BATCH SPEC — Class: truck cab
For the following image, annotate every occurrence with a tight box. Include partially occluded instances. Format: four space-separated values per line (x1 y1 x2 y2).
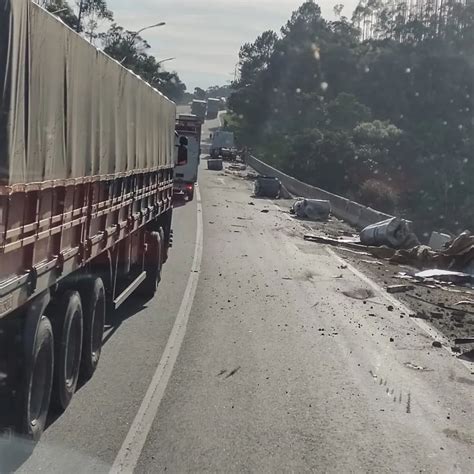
210 131 235 159
174 114 202 201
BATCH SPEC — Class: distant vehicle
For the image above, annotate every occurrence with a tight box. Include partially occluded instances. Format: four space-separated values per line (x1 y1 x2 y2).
174 114 202 201
191 99 207 122
206 98 220 119
210 131 235 158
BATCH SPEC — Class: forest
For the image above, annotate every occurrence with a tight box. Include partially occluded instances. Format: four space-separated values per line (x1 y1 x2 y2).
228 0 474 234
36 0 187 102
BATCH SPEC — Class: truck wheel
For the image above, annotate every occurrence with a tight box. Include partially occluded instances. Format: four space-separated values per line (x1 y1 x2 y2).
187 188 195 202
51 291 83 412
139 231 162 297
18 314 54 441
79 278 106 381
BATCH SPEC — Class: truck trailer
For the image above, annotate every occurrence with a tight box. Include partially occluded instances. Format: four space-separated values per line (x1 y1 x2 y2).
206 98 220 120
0 0 187 441
174 115 202 201
191 99 207 123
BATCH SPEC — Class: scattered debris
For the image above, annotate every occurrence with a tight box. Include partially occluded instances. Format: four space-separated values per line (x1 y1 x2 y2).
360 217 419 249
291 198 331 221
306 229 474 275
387 305 394 311
429 231 451 251
261 209 269 214
228 163 247 171
454 300 474 306
404 362 431 371
386 284 414 294
451 346 462 353
454 338 474 345
225 366 241 379
254 176 281 198
361 259 384 265
248 202 255 206
342 288 375 300
432 341 443 348
414 269 472 284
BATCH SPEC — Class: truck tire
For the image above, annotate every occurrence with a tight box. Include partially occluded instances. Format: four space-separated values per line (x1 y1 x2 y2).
79 278 106 381
139 231 162 298
51 291 83 412
19 314 54 441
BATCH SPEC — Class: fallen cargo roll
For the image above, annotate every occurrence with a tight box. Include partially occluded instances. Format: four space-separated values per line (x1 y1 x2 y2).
254 176 281 198
291 198 331 221
207 158 224 170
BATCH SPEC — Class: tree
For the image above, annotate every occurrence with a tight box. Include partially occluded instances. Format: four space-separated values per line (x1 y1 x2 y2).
194 87 207 100
100 24 186 102
75 0 113 37
36 0 79 29
226 0 474 231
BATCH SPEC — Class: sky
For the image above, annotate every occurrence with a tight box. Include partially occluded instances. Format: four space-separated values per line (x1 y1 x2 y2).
106 0 359 91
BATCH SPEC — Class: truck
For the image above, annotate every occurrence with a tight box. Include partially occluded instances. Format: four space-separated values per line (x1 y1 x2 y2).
174 114 202 201
0 0 188 441
191 99 207 122
206 98 220 120
210 131 236 159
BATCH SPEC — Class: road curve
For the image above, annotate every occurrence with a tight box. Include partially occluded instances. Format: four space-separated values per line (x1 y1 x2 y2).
7 113 473 474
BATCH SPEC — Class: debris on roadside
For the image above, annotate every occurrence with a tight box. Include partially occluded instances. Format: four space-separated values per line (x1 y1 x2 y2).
454 337 474 345
429 231 451 251
432 340 443 348
414 269 472 284
305 229 474 275
227 163 247 171
360 217 419 249
291 198 331 221
207 158 223 171
261 209 269 213
386 284 414 294
341 288 375 300
254 176 282 198
454 300 474 306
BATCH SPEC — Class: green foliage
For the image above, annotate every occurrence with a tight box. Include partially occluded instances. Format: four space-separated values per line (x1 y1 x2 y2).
358 178 399 214
38 0 186 102
228 0 474 231
100 24 186 102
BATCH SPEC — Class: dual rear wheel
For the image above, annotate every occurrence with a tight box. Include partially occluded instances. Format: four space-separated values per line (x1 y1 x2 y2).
19 278 106 440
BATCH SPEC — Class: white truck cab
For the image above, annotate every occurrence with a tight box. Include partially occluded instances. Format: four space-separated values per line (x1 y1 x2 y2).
174 114 202 201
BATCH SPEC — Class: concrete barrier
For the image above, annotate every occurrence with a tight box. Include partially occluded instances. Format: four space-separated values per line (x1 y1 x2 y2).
247 154 395 229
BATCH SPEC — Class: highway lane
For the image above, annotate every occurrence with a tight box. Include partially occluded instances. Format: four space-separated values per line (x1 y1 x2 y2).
6 112 473 473
133 160 473 472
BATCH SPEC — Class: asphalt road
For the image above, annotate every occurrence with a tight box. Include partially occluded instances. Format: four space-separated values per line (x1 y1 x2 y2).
5 113 473 473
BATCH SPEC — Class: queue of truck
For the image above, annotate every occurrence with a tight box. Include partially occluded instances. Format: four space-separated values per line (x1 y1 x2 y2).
0 0 193 442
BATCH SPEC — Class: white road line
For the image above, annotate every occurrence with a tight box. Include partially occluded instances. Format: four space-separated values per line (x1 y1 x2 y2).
111 187 204 473
326 247 474 374
277 203 473 374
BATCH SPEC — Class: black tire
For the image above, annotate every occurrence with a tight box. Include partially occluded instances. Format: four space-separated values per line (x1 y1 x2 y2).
139 231 162 297
18 314 54 441
79 278 106 381
51 291 83 412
